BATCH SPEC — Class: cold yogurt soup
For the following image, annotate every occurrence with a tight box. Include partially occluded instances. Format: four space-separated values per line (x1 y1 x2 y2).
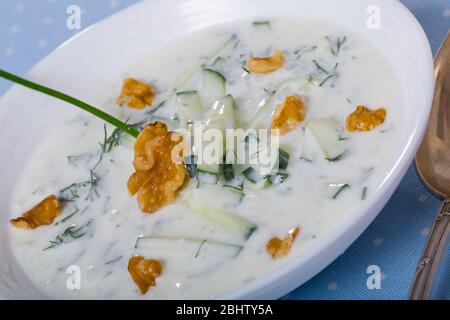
9 19 402 299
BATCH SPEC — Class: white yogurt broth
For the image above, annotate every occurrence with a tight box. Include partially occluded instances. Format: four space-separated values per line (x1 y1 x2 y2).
9 19 403 299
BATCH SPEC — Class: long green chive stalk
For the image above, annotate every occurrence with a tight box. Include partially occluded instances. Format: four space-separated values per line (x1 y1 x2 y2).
0 69 140 138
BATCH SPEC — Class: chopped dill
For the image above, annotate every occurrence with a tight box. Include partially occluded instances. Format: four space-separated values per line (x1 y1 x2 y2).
104 256 123 265
313 59 329 74
325 150 348 162
86 169 100 201
223 183 245 201
55 208 78 225
43 220 93 250
319 73 338 87
59 182 87 202
362 187 368 200
194 240 208 258
360 167 375 183
55 207 88 225
264 173 289 188
101 125 122 153
300 156 313 163
59 125 109 202
326 36 347 56
146 100 166 116
332 184 350 199
313 60 339 87
252 20 271 27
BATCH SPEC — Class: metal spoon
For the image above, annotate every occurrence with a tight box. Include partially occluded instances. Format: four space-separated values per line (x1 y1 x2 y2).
410 33 450 300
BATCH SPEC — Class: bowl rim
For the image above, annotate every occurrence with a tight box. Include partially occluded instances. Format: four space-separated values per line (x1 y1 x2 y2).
0 0 435 300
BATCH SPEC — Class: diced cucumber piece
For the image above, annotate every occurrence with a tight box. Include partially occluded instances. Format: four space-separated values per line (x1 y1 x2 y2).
222 183 245 203
202 69 226 106
253 149 278 177
242 167 262 183
278 148 290 171
252 20 272 30
149 115 180 131
196 169 219 184
245 134 259 156
134 236 243 259
301 125 321 162
176 90 202 113
205 94 237 134
176 90 203 129
197 160 220 175
190 183 244 208
223 163 234 181
210 56 226 73
223 149 236 181
189 203 257 240
264 173 289 188
184 155 197 178
199 96 236 175
134 236 243 275
306 118 348 161
236 134 278 177
325 183 350 199
247 92 276 127
197 156 220 174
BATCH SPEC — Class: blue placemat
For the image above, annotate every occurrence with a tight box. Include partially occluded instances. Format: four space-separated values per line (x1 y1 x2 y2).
0 0 449 300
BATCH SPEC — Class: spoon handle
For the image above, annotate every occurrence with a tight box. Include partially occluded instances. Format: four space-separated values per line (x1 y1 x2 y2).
409 199 450 300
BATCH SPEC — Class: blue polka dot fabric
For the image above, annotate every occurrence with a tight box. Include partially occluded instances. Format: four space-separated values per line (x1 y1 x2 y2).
0 0 449 300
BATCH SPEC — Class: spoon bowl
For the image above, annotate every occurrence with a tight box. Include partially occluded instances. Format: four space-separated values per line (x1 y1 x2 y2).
416 33 450 199
410 33 450 300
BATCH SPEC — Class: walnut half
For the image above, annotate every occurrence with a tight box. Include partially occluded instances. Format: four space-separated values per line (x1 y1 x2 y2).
346 105 387 132
271 94 306 136
128 256 163 294
10 195 61 229
266 226 300 259
128 121 187 213
117 78 155 109
247 49 285 74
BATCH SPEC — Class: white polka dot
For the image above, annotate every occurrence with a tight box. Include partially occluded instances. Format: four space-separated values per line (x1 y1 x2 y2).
420 228 430 236
9 25 20 34
443 9 450 17
109 0 119 7
373 238 383 246
38 39 48 48
14 4 25 12
4 48 15 56
327 282 338 291
418 194 428 203
43 16 53 25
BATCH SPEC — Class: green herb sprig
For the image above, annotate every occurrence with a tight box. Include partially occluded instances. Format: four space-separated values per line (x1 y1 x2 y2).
43 220 93 250
326 36 347 56
0 69 139 138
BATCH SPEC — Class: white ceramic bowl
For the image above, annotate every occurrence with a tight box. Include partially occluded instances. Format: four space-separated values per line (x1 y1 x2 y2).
0 0 434 299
